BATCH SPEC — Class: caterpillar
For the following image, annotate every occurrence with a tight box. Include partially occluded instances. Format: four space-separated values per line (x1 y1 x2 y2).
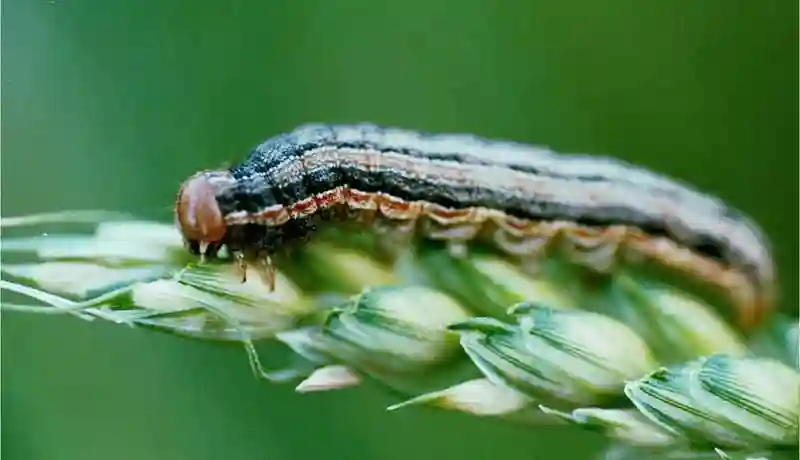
174 123 776 329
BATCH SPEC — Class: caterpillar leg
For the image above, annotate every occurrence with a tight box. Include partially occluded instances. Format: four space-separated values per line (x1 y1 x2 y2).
232 250 275 291
233 251 248 282
255 253 276 292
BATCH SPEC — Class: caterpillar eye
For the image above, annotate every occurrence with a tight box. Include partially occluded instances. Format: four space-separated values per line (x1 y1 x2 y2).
175 173 227 246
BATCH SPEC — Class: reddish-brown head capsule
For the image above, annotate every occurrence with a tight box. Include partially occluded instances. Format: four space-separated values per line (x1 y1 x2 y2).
175 173 227 248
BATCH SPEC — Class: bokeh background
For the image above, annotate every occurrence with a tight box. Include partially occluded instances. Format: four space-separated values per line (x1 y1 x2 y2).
2 1 797 459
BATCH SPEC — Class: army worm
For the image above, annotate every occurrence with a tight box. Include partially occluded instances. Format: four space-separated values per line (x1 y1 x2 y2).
175 123 775 328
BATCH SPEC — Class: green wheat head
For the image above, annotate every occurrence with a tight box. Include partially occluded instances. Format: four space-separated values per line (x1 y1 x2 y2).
1 211 797 460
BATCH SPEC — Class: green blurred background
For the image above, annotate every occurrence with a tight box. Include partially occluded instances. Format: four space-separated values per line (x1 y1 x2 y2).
2 1 797 459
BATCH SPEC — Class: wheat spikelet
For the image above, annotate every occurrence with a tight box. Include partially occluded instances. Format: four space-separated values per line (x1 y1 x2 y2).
1 212 797 460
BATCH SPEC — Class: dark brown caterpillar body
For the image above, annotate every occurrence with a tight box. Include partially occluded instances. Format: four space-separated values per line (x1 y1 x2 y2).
175 123 776 329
